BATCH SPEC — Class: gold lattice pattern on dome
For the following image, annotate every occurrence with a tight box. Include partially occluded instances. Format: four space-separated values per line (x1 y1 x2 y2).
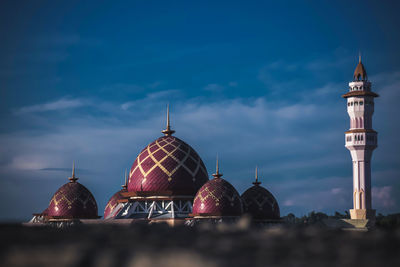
49 189 96 210
105 200 118 212
195 185 241 207
196 187 220 205
129 136 207 183
243 193 276 211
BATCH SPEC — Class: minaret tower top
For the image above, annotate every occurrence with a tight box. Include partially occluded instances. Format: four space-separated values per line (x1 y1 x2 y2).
353 53 368 81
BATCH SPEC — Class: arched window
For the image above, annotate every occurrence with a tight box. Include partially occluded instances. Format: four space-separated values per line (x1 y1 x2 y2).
361 135 363 141
354 190 357 209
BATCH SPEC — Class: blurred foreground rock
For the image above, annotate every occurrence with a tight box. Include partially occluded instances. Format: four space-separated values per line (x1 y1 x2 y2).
0 223 399 267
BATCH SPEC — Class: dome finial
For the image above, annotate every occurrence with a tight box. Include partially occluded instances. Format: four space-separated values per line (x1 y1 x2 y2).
161 103 175 136
69 161 78 183
253 166 261 185
359 51 362 63
122 169 128 190
212 154 223 179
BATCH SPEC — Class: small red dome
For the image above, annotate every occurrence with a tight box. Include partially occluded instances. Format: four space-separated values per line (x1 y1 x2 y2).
128 135 209 195
241 184 280 220
47 177 98 219
41 208 49 216
104 190 125 219
192 174 243 217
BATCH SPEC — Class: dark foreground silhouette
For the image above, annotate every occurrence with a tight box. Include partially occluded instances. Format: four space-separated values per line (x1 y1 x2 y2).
1 219 400 267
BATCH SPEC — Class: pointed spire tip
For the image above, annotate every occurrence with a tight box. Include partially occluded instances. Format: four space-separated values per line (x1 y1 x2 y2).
69 161 78 182
253 165 261 185
212 154 222 179
162 103 175 136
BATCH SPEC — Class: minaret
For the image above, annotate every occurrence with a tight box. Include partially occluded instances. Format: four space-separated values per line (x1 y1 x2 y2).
342 55 379 220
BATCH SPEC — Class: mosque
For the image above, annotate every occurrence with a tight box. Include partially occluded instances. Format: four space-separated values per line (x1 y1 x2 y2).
30 105 280 226
29 57 377 227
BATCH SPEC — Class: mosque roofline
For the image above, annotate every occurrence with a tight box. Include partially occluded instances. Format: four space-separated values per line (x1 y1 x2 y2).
120 190 195 198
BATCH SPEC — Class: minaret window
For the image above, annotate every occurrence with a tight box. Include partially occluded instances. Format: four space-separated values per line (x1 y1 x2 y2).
360 101 363 105
351 102 353 106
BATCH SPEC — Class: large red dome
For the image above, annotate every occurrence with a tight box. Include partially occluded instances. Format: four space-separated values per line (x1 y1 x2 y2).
192 173 243 217
241 184 280 220
128 135 209 196
47 173 98 219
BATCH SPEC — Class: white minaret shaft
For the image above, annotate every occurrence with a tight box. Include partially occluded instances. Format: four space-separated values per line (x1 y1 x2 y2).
342 56 379 220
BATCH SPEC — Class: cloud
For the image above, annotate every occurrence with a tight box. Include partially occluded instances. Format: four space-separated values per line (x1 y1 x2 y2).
372 186 395 208
228 82 238 87
203 81 238 92
277 176 351 214
274 104 316 119
121 89 181 110
14 98 86 114
147 81 163 89
331 188 344 194
203 83 225 92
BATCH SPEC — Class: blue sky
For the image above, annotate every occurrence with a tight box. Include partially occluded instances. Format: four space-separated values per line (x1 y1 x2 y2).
1 0 399 221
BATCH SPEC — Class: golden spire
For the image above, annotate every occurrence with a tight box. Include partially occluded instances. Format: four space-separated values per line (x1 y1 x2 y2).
253 166 261 185
212 155 223 179
359 51 362 63
69 161 78 183
122 169 128 190
161 103 175 136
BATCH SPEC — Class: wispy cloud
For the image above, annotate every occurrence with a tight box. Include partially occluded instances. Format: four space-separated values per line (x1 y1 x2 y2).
203 83 224 92
203 81 238 92
14 98 87 114
121 89 181 110
372 186 395 208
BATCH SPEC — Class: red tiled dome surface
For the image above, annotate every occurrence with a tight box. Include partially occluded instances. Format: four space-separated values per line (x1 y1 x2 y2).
192 177 243 217
104 190 125 219
241 185 280 220
128 135 209 196
47 182 98 219
42 208 49 216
